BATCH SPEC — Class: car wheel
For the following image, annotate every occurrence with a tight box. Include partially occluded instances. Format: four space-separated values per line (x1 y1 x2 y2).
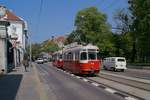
113 68 117 72
121 69 124 72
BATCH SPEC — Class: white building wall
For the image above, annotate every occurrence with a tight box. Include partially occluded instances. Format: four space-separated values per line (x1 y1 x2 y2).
7 21 25 64
7 21 23 46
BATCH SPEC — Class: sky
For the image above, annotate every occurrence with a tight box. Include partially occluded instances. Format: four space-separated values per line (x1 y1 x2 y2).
0 0 128 43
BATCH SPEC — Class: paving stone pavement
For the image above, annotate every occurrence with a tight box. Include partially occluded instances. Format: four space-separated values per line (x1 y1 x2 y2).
0 64 42 100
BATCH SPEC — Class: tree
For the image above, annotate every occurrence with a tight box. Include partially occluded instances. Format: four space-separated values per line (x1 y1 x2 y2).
128 0 150 62
31 43 41 59
30 39 60 60
112 33 133 61
114 9 135 62
41 40 59 53
67 7 115 57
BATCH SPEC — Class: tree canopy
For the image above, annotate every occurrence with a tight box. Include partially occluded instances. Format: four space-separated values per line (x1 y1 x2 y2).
128 0 150 62
67 7 115 57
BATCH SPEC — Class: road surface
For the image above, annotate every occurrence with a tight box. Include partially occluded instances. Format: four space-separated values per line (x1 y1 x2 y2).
35 63 124 100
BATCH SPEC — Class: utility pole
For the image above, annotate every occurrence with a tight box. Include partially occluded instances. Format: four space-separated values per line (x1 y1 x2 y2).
29 32 32 68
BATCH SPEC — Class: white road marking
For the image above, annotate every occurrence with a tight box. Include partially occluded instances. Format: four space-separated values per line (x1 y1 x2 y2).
125 97 138 100
71 74 74 76
83 78 89 82
91 82 100 87
76 76 81 79
105 88 117 93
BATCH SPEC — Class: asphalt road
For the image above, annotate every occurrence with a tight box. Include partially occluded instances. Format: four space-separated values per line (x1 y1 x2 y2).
35 63 124 100
101 68 150 80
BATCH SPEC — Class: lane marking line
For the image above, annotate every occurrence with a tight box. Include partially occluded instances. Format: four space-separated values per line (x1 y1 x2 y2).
76 76 81 79
83 78 89 82
105 88 117 94
70 74 74 76
91 82 100 87
125 97 138 100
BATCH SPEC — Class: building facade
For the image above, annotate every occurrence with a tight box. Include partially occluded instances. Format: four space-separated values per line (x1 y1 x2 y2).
0 5 28 73
6 10 28 68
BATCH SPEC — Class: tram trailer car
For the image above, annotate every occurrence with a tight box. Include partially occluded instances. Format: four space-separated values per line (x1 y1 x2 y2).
52 52 57 67
63 43 101 75
52 51 63 69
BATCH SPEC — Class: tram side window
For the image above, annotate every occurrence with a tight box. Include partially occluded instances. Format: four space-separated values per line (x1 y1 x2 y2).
75 52 79 60
71 53 73 60
80 52 87 60
59 54 62 59
67 52 72 60
64 53 68 60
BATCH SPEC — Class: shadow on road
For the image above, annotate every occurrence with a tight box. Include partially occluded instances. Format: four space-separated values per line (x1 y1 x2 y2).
0 74 23 100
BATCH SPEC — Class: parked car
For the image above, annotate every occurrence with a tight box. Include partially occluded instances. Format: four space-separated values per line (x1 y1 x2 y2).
43 58 48 63
36 58 44 64
103 57 127 72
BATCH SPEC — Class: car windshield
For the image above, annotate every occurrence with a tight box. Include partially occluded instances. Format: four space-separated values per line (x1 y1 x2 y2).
117 59 125 62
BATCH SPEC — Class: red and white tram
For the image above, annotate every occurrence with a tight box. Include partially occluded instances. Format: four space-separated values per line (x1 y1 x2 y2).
62 43 101 75
52 50 63 68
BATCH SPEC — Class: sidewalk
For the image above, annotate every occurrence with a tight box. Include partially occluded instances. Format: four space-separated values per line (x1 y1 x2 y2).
0 63 46 100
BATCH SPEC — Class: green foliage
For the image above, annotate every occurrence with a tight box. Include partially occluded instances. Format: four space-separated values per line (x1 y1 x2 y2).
67 7 114 57
31 40 59 59
31 43 41 59
112 33 133 61
41 40 59 53
128 0 150 62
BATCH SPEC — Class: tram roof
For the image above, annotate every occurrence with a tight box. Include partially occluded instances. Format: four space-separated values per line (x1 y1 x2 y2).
63 44 99 52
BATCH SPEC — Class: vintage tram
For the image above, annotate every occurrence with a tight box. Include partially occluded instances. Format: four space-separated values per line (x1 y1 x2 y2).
62 43 101 75
52 50 63 69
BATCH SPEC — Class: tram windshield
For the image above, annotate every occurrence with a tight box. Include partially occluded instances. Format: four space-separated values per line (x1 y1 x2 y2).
88 52 97 60
80 52 87 60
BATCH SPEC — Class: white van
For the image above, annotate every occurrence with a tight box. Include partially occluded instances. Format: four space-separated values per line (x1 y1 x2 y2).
103 57 127 72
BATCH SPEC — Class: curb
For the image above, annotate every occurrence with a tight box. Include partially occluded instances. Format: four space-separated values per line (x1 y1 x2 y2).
32 63 49 100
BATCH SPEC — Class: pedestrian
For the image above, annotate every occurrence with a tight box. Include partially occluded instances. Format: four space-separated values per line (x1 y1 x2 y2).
22 54 29 72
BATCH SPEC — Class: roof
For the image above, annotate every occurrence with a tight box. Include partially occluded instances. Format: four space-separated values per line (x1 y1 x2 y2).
63 44 99 52
55 36 65 42
3 10 23 22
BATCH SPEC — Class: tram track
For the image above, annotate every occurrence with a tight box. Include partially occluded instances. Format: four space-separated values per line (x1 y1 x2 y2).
45 63 149 99
96 73 150 92
55 69 147 100
85 73 150 100
85 77 145 100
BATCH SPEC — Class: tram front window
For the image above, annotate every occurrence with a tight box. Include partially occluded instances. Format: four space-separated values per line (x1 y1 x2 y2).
88 52 97 60
80 52 87 60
